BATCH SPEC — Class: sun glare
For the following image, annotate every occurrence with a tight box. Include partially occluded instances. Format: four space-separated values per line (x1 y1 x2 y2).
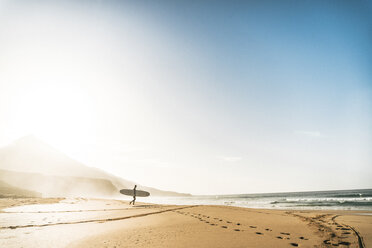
9 82 97 153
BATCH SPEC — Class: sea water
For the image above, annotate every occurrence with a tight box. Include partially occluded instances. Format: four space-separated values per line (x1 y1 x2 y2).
140 189 372 211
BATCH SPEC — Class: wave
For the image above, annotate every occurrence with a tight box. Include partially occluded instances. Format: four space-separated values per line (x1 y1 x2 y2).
271 200 372 207
140 189 372 210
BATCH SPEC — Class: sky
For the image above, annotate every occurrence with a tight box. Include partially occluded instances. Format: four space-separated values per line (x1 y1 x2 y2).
0 0 371 195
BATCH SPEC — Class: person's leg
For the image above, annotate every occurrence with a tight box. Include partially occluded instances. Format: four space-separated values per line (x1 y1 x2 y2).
130 196 135 205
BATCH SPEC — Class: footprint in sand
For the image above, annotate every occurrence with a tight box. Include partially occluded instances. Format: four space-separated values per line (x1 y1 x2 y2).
338 241 350 245
255 232 263 235
323 240 331 244
249 226 257 228
234 229 240 231
290 243 298 247
221 226 228 228
280 232 290 235
276 236 283 239
265 228 272 231
236 223 241 226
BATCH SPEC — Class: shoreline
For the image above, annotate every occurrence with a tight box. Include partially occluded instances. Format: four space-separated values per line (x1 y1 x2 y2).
0 197 371 247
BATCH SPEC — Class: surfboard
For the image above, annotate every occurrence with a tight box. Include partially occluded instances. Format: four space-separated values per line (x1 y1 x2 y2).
120 189 150 197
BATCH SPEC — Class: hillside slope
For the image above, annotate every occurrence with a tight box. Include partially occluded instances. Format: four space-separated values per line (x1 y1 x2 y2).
0 136 190 197
0 169 118 197
0 179 41 198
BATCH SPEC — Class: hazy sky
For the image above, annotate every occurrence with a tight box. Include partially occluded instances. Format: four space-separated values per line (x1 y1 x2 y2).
0 0 371 194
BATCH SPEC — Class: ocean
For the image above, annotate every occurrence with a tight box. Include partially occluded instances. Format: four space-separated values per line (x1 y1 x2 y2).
140 189 372 211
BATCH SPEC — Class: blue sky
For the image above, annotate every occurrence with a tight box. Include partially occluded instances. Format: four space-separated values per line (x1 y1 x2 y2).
0 0 371 194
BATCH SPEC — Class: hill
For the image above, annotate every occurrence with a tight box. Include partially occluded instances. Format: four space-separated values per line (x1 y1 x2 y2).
0 179 41 198
0 169 118 197
0 136 190 197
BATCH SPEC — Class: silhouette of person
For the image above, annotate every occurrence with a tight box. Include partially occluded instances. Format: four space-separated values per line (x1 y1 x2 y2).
129 185 137 205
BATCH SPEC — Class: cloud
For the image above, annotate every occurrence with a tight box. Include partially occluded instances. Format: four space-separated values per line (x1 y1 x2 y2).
218 156 243 162
294 130 321 137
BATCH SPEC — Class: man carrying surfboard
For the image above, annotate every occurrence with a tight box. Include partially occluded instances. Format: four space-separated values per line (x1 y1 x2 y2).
119 186 149 204
129 185 137 205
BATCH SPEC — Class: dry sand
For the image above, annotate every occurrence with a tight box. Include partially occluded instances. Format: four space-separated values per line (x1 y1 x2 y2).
0 198 371 248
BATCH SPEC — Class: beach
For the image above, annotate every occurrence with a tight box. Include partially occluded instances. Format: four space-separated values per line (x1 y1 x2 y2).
0 198 371 247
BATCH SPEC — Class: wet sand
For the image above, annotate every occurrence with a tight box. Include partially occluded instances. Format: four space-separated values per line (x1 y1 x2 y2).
0 197 63 211
0 198 371 248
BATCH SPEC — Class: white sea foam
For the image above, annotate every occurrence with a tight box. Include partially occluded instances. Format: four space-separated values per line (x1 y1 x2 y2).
138 189 372 210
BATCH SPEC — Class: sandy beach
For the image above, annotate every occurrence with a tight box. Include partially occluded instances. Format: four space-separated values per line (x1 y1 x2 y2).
0 198 371 248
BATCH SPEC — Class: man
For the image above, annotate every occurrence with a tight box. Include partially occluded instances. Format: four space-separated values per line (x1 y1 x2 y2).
129 185 137 205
